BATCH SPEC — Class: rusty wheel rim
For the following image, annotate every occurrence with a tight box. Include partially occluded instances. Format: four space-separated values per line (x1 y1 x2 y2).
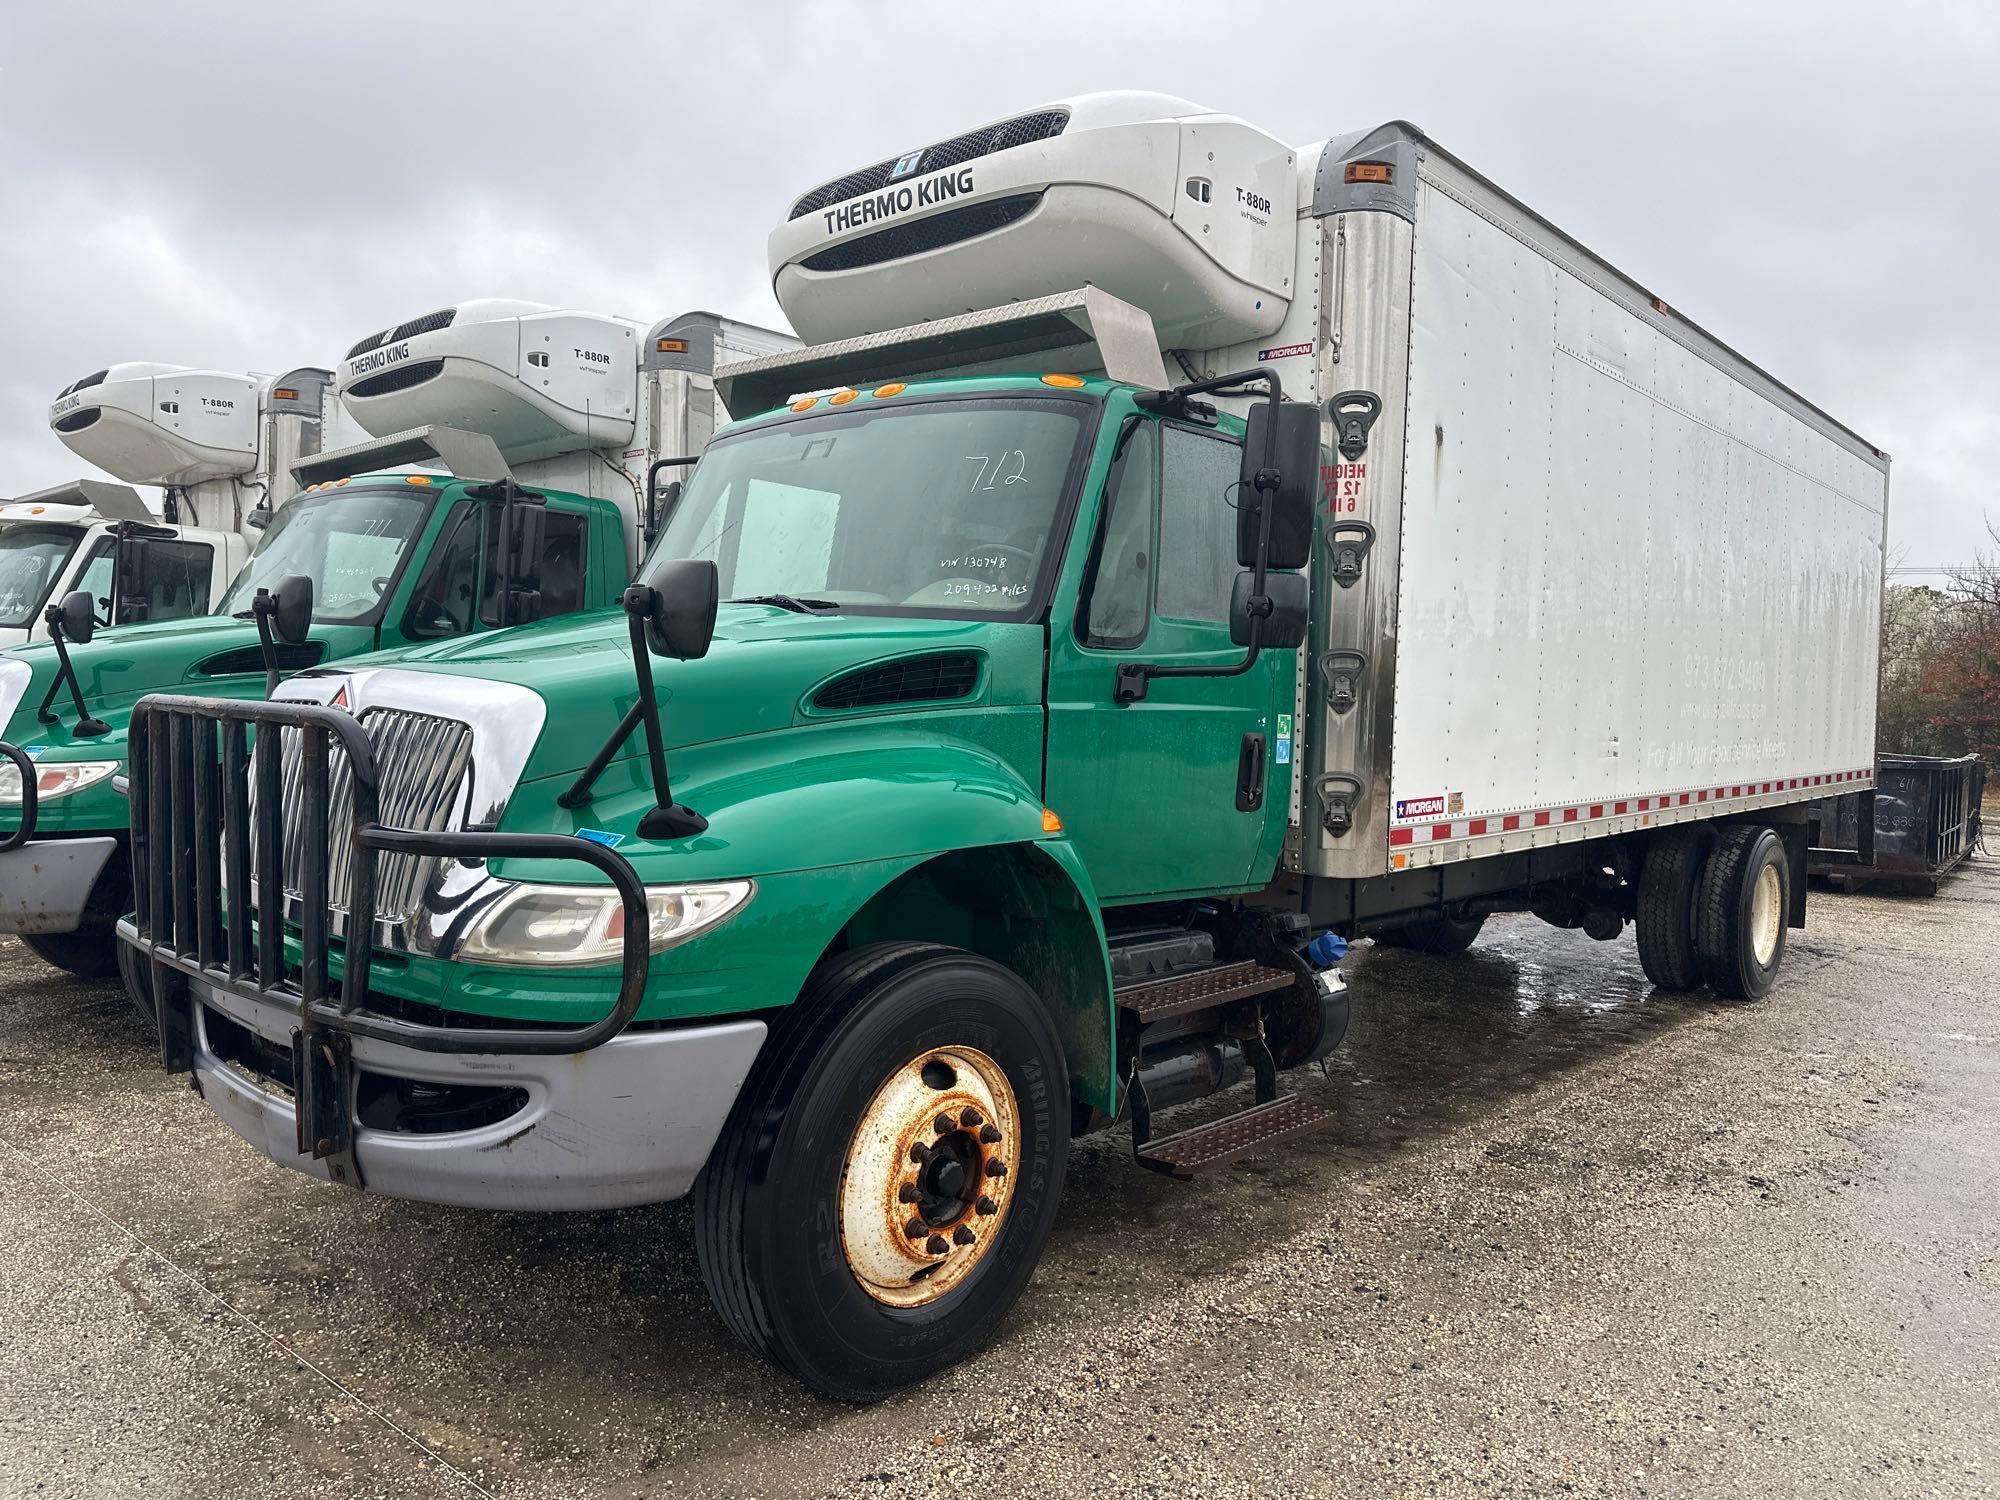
838 1045 1020 1308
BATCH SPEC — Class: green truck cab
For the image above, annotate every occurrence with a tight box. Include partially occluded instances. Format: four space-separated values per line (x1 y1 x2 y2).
0 457 630 976
119 361 1339 1400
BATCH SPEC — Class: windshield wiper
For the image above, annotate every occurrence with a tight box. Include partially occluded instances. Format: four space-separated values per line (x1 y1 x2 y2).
727 593 840 613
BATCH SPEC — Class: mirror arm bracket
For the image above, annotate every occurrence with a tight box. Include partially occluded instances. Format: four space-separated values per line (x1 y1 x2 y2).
251 590 283 698
562 586 708 838
36 611 108 737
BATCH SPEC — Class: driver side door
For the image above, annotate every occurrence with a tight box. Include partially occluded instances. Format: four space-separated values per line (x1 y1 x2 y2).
1044 418 1288 904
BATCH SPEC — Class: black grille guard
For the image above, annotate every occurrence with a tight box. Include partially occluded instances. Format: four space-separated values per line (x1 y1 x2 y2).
0 742 38 851
127 693 650 1180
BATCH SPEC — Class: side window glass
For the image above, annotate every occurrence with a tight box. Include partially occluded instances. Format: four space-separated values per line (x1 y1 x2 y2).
1081 423 1157 648
74 543 116 622
481 508 589 623
111 539 214 624
403 503 483 639
1156 425 1242 625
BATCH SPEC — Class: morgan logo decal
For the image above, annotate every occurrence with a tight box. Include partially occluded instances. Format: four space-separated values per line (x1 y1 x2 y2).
1257 341 1313 362
1395 795 1446 820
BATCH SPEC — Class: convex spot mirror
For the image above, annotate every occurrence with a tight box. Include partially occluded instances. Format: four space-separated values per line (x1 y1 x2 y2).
633 557 719 660
272 574 314 645
1230 571 1309 650
1236 401 1321 571
55 589 96 644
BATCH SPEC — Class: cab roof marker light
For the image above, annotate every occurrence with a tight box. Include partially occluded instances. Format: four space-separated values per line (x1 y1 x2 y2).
828 389 859 405
790 397 818 412
1040 373 1086 389
872 382 907 398
404 475 433 485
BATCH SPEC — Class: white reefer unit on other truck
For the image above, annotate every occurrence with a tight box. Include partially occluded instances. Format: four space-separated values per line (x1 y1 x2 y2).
749 97 1887 930
49 362 361 535
333 299 796 559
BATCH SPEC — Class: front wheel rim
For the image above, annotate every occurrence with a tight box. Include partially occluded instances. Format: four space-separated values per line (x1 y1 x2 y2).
1750 861 1783 966
838 1044 1021 1308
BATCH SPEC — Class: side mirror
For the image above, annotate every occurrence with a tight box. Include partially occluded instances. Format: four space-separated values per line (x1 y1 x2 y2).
1237 402 1321 571
634 557 719 660
1230 570 1309 650
505 496 546 585
56 589 97 645
272 574 314 644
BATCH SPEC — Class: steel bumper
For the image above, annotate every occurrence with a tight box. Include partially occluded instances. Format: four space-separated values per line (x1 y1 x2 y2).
138 923 768 1211
0 836 116 934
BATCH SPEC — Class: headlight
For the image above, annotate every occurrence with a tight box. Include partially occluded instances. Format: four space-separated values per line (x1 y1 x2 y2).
0 759 120 806
456 879 754 968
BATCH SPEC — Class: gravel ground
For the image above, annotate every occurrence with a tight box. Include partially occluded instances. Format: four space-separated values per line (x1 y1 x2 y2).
1 858 1995 1499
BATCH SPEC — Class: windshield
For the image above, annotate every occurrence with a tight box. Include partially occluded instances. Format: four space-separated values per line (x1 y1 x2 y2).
217 485 434 623
653 395 1090 617
0 523 85 629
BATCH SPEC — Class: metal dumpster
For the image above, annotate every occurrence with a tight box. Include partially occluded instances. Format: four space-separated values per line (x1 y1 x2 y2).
1809 754 1986 893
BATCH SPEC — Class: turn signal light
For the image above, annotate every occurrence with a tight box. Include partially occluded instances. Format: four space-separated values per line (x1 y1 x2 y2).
1041 807 1064 834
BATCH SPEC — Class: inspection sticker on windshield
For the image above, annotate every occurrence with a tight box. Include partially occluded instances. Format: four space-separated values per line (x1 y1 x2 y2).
576 828 625 848
1275 714 1292 765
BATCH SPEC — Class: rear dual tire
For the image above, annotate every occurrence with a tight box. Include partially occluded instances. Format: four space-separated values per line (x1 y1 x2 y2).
694 942 1068 1403
1638 823 1790 1000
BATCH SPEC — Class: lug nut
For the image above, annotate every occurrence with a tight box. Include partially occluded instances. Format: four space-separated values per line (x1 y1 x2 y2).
953 1224 976 1246
960 1107 983 1128
979 1124 1002 1144
904 1218 927 1239
976 1196 998 1216
925 1234 949 1255
985 1159 1007 1178
909 1143 930 1164
934 1113 956 1135
898 1182 920 1203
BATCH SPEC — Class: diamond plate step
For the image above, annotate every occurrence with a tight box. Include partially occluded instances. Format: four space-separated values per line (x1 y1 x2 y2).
1134 1094 1333 1179
1113 960 1295 1024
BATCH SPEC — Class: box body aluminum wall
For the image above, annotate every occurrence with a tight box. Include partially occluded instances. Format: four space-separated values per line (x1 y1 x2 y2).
1293 127 1890 880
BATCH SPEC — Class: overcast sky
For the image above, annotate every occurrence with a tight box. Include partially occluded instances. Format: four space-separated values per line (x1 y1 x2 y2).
1 2 1994 578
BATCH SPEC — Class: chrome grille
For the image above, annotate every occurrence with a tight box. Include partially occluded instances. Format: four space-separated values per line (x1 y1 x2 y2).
260 709 473 929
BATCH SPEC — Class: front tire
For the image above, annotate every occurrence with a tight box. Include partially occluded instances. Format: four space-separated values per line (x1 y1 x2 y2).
1375 912 1485 955
21 927 120 981
694 942 1069 1402
1695 825 1790 1000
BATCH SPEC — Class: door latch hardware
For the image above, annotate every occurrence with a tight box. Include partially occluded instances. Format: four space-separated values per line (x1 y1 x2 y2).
1326 521 1376 589
1319 649 1369 715
1327 390 1381 460
1236 732 1266 812
1314 773 1363 839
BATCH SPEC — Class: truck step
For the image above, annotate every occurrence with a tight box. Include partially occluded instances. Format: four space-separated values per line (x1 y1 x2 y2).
1134 1094 1333 1179
1113 959 1295 1024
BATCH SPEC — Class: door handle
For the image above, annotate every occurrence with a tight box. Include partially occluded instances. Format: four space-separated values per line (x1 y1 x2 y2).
1236 732 1266 812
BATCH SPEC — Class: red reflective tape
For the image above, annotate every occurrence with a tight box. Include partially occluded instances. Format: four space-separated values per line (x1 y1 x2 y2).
1389 827 1414 847
1431 823 1453 841
1697 790 1708 802
1534 811 1551 827
1503 814 1521 831
1562 808 1579 823
1468 818 1488 835
1614 801 1628 814
1588 804 1603 818
1680 793 1692 805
